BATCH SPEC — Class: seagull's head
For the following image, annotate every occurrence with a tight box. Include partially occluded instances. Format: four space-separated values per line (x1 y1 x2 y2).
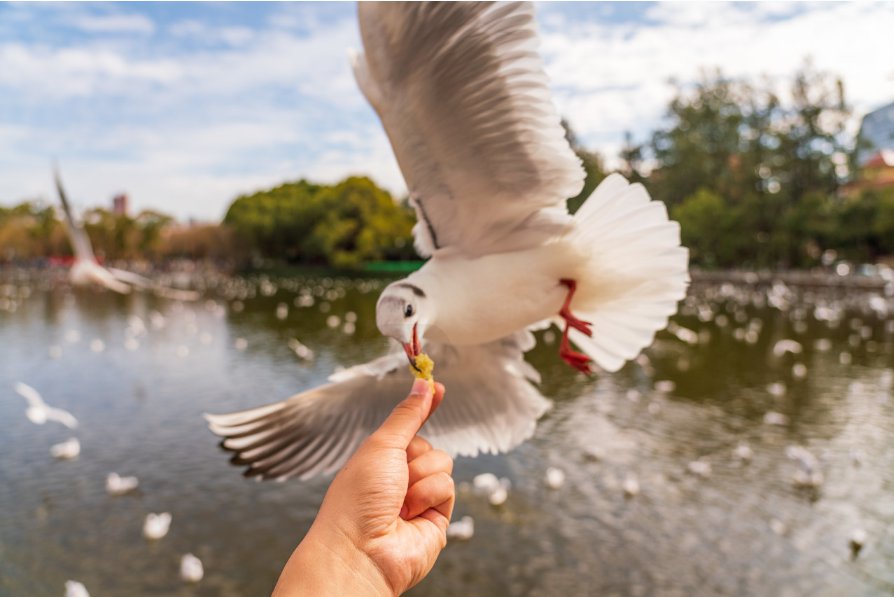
376 281 431 370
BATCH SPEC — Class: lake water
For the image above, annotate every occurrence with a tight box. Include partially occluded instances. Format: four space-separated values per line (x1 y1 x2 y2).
1 269 892 596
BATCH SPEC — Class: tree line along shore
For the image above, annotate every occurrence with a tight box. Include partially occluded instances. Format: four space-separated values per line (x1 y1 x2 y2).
2 64 892 272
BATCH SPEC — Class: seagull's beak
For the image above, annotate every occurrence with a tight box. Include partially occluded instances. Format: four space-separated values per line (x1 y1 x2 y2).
402 323 422 371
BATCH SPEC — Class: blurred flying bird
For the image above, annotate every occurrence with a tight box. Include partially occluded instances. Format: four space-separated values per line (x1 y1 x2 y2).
54 168 200 301
14 382 78 429
207 1 688 480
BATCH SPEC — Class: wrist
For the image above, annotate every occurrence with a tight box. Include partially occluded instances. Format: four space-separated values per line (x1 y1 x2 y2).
274 521 394 597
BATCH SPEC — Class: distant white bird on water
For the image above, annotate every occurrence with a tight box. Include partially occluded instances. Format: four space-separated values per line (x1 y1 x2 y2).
14 382 78 429
143 512 172 540
51 438 81 460
180 553 204 583
446 516 475 541
206 2 688 481
106 473 139 496
64 580 90 597
544 467 566 489
54 168 199 301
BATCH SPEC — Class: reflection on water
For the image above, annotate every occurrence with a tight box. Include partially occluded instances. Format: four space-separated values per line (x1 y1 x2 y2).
0 271 892 595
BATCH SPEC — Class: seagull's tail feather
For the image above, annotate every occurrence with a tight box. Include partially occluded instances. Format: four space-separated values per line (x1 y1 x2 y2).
566 173 689 372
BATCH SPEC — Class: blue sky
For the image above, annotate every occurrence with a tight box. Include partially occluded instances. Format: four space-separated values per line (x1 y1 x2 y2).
2 2 893 221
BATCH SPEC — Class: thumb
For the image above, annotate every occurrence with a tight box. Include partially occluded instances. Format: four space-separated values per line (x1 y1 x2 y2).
372 379 434 449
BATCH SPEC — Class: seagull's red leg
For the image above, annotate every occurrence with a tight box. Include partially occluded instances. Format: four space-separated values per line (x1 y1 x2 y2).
559 279 592 336
558 279 594 375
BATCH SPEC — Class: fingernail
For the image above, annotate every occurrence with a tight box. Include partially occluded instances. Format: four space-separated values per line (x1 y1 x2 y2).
410 378 429 396
399 505 408 519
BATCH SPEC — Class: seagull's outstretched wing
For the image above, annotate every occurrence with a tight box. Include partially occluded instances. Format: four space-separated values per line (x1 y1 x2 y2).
54 168 96 263
205 332 549 481
353 1 584 257
107 268 200 301
14 382 46 409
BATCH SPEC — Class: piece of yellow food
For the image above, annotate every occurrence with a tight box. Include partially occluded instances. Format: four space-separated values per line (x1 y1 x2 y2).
410 352 435 391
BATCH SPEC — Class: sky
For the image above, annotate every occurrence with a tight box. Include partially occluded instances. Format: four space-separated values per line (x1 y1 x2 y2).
2 1 894 222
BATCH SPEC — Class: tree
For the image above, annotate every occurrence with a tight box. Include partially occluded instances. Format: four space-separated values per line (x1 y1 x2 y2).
618 130 645 183
672 188 733 267
649 64 856 268
223 176 415 268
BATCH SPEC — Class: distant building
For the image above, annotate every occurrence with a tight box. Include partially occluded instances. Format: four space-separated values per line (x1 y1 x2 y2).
841 149 894 197
842 103 894 197
112 193 129 217
856 101 894 166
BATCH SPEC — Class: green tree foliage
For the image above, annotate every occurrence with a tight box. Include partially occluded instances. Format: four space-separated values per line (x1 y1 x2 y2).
224 176 416 268
672 188 733 267
0 202 67 260
649 63 862 268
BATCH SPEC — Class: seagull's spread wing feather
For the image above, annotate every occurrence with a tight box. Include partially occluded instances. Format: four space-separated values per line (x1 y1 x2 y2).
107 268 154 289
45 406 78 429
14 382 78 428
354 1 584 256
205 332 549 481
14 382 46 409
54 169 96 263
107 268 199 301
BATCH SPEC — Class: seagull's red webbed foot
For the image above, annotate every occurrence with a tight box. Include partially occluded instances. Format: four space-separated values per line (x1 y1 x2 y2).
558 278 594 375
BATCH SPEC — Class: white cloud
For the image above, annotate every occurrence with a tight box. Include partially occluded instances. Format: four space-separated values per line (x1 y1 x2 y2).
2 3 894 220
71 14 155 35
540 1 894 156
301 126 405 199
0 43 183 98
168 20 255 47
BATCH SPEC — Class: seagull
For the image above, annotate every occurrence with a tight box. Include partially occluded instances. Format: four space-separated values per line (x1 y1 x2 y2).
143 512 172 540
206 2 688 481
64 580 90 597
54 168 200 301
180 553 204 583
14 382 78 429
51 438 81 460
106 472 139 496
446 515 475 541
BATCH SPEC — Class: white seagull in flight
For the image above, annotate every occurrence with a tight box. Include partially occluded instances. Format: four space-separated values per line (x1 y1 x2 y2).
206 1 688 481
14 382 79 429
54 168 200 301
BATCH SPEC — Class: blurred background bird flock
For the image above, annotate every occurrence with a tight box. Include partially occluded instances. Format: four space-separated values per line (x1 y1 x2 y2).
3 2 894 596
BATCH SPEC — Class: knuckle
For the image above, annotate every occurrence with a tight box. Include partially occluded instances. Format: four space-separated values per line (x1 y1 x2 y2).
437 471 455 490
392 402 417 420
432 449 453 469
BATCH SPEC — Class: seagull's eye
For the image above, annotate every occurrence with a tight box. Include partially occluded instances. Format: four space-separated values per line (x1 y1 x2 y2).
404 304 415 318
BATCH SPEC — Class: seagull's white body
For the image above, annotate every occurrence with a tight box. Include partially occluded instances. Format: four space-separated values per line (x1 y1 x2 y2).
412 243 573 347
69 259 132 294
207 2 689 481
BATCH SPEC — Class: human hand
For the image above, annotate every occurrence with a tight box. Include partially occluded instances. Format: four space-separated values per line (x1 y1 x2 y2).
274 378 452 596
